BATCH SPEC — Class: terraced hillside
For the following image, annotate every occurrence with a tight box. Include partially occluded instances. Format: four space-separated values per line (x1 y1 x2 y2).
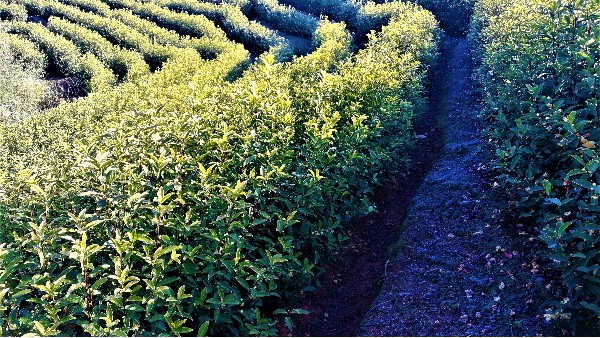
0 0 441 336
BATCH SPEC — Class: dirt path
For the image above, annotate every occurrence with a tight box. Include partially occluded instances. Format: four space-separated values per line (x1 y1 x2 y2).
357 35 569 337
292 34 571 337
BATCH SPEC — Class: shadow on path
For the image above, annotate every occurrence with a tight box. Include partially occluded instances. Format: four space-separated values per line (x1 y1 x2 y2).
293 34 569 337
358 35 568 337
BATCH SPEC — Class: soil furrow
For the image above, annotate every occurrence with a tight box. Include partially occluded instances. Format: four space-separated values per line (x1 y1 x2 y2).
357 35 568 337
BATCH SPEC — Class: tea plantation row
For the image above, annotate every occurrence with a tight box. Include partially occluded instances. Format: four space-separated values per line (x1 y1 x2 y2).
0 0 440 335
472 0 600 325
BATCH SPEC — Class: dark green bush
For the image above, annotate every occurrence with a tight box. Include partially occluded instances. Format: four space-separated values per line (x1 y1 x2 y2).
155 0 290 54
472 0 600 324
411 0 474 35
11 0 183 68
251 0 318 38
0 31 47 70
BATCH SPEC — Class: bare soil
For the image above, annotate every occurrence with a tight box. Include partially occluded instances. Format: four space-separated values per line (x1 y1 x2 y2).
289 35 572 337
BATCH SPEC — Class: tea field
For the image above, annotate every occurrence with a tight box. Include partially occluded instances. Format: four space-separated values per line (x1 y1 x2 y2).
0 0 598 336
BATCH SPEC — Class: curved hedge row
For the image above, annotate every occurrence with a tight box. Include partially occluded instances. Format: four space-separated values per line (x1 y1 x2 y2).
279 0 357 23
5 20 116 92
472 0 600 324
278 0 434 38
0 2 439 336
152 0 289 54
409 0 474 35
48 0 232 59
0 33 50 122
0 31 47 70
251 0 318 38
58 0 111 15
47 16 150 82
12 0 187 68
102 0 228 41
0 1 26 20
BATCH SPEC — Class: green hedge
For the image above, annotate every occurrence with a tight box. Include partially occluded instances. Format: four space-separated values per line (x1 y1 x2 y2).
5 20 116 92
279 0 358 22
47 16 150 82
251 0 318 38
153 0 289 54
410 0 474 35
102 0 228 41
472 0 600 324
0 34 49 122
12 0 187 68
58 0 111 15
108 9 234 60
0 31 47 70
0 2 438 336
0 1 27 20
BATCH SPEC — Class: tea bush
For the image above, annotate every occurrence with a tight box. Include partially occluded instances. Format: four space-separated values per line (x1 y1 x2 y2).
251 0 319 38
277 0 438 39
107 9 230 59
279 0 359 23
10 0 186 68
47 16 150 82
0 31 47 70
410 0 474 35
45 0 231 58
100 0 227 41
151 0 289 54
59 0 111 15
0 1 26 20
0 35 50 122
5 20 116 92
473 0 600 323
0 1 439 336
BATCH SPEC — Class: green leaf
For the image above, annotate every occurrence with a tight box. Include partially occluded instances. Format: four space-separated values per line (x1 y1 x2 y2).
33 321 46 335
197 321 209 337
580 301 600 316
91 277 108 290
177 285 191 300
79 191 102 197
109 329 128 336
30 184 45 196
573 179 593 190
567 169 586 177
290 309 309 315
11 289 32 299
557 221 571 237
153 246 181 262
284 316 293 331
542 179 552 196
86 219 106 228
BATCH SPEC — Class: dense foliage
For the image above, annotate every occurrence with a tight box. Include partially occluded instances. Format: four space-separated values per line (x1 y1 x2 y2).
472 0 600 324
0 0 439 335
0 34 50 122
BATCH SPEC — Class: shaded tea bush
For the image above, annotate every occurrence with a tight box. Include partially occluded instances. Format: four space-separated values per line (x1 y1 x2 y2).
472 0 600 325
411 0 474 35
